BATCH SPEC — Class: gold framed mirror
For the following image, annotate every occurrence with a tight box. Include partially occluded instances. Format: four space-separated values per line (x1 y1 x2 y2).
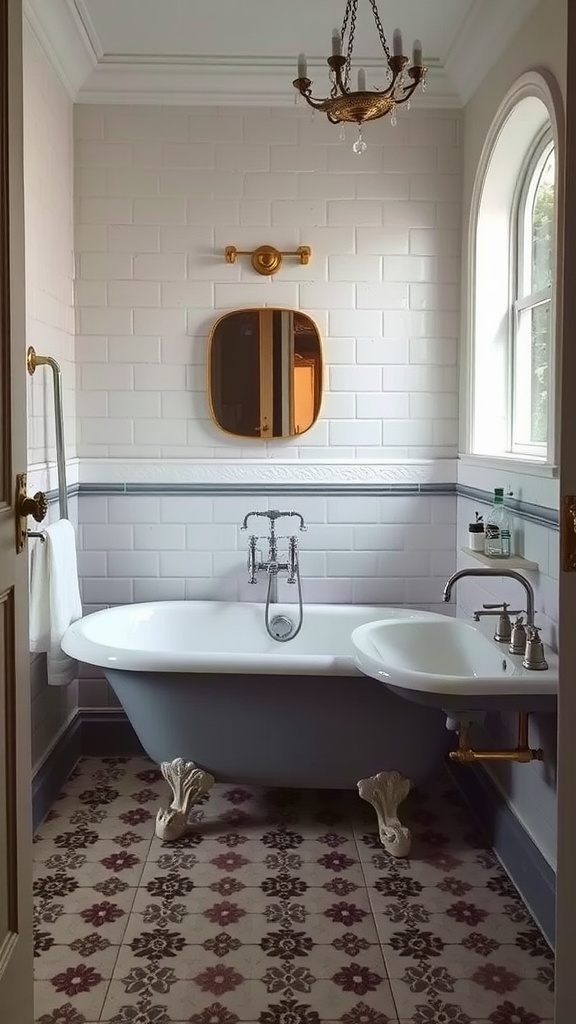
208 308 323 439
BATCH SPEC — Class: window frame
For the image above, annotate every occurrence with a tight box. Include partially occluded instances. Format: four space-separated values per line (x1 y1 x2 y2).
464 71 564 471
510 129 555 459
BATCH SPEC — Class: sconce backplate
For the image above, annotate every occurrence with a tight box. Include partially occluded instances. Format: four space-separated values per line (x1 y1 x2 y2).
251 245 283 276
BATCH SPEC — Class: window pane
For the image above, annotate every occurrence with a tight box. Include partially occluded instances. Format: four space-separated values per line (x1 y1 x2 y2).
531 149 555 293
515 300 549 446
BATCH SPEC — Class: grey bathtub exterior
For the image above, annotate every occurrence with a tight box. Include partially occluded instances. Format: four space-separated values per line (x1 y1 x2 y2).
105 667 451 790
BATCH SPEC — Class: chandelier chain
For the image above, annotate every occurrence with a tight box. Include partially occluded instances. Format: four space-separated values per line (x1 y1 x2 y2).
341 0 356 90
369 0 392 60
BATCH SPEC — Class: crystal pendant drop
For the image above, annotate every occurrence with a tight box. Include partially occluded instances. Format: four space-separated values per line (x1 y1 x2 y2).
406 99 411 111
352 125 367 154
339 126 346 142
390 106 397 127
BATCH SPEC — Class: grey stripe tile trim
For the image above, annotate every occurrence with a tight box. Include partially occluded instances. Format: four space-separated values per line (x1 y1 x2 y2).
457 484 559 529
47 480 558 528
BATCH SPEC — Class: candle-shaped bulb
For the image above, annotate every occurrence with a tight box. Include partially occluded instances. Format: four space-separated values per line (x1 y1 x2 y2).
297 52 308 79
357 67 366 91
412 39 423 66
392 28 403 56
332 28 342 56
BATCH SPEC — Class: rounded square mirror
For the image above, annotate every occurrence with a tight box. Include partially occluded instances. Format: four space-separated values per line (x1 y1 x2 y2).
208 308 323 439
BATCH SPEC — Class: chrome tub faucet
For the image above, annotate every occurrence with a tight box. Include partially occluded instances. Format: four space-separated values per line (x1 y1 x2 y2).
241 510 307 640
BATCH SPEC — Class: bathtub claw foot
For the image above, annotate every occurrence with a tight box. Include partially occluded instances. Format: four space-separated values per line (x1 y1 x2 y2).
357 770 412 858
156 757 215 841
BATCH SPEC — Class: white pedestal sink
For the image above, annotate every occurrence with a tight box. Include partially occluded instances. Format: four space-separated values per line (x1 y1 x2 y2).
351 614 557 713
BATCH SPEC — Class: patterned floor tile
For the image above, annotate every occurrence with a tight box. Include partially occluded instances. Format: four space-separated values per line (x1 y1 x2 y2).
100 974 398 1022
34 887 137 947
33 758 555 1024
390 974 554 1020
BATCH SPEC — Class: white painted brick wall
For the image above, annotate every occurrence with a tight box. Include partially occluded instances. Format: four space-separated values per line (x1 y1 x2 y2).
74 103 462 462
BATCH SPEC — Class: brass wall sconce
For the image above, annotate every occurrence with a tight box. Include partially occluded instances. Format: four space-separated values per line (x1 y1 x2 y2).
224 244 312 276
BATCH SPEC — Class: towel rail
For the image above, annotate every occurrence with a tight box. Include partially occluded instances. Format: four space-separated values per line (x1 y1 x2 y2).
27 346 69 520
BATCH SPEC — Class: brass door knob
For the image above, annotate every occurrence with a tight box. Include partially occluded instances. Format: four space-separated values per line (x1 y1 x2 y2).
19 490 48 522
15 472 48 553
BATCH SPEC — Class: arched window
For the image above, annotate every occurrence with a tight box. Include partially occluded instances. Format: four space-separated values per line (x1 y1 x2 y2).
467 73 562 465
512 134 555 455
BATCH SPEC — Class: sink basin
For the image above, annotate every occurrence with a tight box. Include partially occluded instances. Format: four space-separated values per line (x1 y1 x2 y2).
351 615 557 712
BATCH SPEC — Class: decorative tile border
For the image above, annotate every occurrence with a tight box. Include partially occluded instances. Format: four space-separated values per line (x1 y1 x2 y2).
73 458 458 487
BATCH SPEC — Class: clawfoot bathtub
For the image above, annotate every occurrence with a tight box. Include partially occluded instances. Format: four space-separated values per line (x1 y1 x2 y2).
62 600 451 855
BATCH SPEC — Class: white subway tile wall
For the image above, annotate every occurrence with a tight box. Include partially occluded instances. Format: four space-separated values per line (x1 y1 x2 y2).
24 25 78 770
77 491 458 708
25 25 76 466
74 103 461 462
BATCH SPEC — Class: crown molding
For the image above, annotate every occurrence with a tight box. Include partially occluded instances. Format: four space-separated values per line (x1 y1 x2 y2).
23 0 97 98
444 0 540 106
74 57 459 108
23 0 538 110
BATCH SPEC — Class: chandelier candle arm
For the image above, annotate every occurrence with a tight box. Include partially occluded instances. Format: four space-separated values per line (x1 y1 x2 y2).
292 0 426 147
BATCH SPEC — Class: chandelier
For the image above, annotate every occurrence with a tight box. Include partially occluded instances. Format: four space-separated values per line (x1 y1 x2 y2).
293 0 426 152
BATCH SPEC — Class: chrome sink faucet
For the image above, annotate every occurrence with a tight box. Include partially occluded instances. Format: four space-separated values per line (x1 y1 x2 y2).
241 510 307 601
442 567 547 670
442 567 535 626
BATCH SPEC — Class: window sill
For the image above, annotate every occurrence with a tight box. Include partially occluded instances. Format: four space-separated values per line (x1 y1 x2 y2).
458 453 558 479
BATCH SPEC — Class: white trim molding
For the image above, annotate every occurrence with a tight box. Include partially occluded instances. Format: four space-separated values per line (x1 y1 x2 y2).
23 0 97 98
444 0 540 106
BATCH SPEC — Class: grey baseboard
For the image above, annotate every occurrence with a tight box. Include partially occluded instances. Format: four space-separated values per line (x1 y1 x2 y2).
80 710 146 757
32 714 83 832
447 761 556 949
32 710 144 831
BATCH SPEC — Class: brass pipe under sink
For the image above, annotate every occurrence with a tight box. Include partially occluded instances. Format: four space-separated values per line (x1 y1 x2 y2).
449 712 543 764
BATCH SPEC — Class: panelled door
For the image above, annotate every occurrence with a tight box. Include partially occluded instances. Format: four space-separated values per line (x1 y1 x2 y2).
0 0 34 1020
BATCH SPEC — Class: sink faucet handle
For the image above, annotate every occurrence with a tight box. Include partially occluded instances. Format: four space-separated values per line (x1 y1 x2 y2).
523 625 548 671
509 615 527 655
482 601 509 610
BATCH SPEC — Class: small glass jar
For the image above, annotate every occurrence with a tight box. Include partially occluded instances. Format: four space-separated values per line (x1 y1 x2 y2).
468 521 485 552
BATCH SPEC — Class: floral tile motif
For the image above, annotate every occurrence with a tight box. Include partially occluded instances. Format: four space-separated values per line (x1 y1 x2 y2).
34 758 554 1024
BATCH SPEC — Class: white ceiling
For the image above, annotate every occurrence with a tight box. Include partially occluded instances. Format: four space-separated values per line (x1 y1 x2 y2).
24 0 540 107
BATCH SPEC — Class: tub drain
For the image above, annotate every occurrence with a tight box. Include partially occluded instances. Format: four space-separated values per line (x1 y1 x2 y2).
269 615 294 641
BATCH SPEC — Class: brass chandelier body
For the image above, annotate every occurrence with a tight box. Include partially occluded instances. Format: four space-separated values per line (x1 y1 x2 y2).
292 0 426 127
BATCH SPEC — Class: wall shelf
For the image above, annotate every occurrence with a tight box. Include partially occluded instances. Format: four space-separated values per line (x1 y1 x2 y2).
462 548 539 571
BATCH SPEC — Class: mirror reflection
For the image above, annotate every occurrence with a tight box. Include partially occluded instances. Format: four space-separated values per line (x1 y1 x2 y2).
208 308 323 439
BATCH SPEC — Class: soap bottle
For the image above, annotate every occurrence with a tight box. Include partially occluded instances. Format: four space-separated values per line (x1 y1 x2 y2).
484 487 511 558
468 513 485 552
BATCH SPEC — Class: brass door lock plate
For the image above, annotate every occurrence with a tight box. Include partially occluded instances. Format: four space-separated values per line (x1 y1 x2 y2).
15 472 48 553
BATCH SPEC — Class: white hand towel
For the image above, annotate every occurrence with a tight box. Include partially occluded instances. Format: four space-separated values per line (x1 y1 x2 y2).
29 519 83 686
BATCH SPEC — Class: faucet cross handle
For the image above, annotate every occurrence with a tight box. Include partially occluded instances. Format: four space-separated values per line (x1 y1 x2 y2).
287 536 299 583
